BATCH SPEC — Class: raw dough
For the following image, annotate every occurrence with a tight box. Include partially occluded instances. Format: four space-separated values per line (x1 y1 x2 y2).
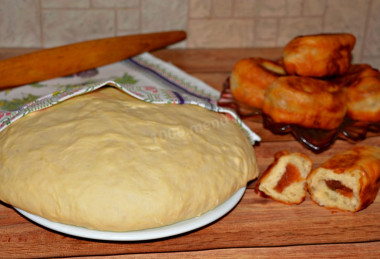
0 87 258 231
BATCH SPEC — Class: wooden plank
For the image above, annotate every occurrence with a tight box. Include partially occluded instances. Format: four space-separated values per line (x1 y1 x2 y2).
0 48 379 258
152 48 283 73
1 187 380 258
73 242 380 258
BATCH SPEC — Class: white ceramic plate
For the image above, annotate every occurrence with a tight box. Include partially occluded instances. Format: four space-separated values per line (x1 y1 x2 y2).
14 187 245 241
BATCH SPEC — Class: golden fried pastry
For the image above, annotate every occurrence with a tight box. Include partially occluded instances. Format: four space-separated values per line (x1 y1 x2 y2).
256 150 313 204
307 146 380 212
262 76 346 129
334 64 380 122
230 57 286 109
283 33 356 77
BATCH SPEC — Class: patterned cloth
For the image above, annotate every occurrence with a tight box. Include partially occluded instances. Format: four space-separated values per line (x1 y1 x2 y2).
0 52 260 143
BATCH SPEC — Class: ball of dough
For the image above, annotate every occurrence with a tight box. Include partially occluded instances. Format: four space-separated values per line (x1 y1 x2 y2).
0 87 258 231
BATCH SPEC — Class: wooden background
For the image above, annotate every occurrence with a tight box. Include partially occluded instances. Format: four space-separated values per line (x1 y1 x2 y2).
0 47 379 258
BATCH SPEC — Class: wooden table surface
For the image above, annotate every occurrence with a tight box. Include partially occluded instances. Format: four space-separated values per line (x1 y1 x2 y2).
0 48 379 258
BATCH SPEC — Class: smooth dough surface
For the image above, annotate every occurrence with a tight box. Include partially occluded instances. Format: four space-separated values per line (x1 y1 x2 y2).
0 87 258 231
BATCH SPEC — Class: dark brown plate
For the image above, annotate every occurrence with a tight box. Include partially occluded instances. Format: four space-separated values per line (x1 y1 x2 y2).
217 78 380 153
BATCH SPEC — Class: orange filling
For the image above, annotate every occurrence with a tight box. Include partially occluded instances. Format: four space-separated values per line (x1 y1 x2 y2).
325 180 353 198
274 163 302 193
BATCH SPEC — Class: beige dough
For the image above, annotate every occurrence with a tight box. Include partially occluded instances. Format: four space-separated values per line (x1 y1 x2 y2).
0 87 258 231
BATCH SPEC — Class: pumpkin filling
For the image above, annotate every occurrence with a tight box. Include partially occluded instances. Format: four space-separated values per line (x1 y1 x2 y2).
274 163 302 193
325 180 353 198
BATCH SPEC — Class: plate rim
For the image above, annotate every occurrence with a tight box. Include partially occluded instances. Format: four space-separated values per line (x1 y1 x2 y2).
14 187 246 241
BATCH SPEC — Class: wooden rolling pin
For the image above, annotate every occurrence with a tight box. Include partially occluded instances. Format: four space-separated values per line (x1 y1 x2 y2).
0 30 186 89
